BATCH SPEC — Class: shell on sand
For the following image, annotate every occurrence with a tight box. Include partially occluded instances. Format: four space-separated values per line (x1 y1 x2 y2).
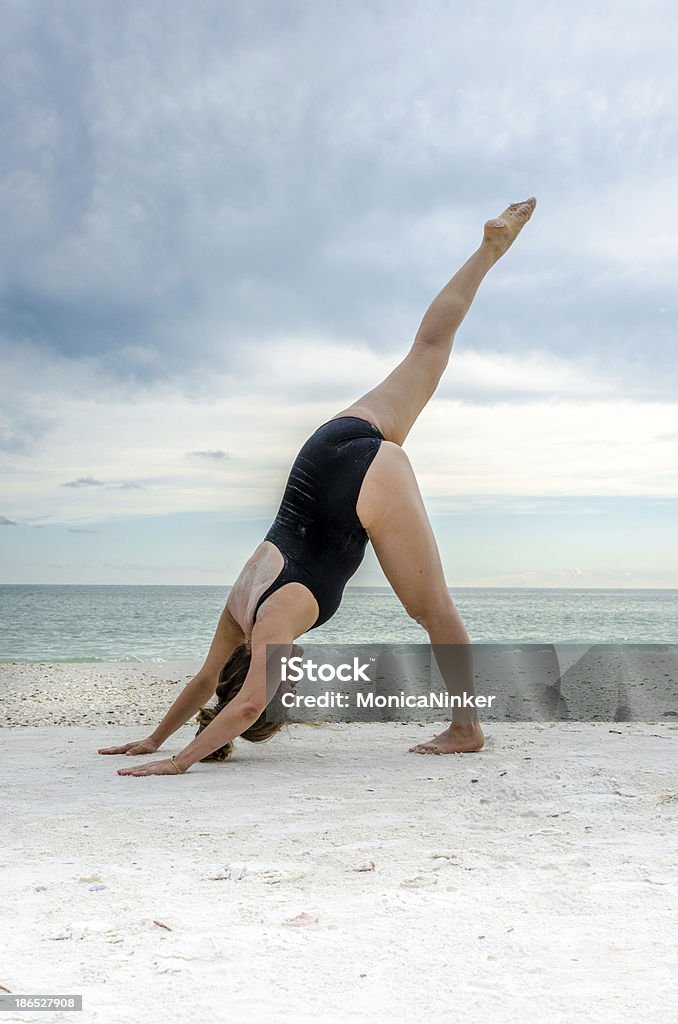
400 874 438 888
282 911 319 927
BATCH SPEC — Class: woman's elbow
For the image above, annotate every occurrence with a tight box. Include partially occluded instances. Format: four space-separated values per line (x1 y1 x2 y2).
239 697 266 721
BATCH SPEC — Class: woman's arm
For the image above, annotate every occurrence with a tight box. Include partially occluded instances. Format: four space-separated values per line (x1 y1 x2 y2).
171 624 293 769
98 672 219 756
117 622 294 775
100 600 245 755
147 601 246 747
145 673 219 749
198 598 247 679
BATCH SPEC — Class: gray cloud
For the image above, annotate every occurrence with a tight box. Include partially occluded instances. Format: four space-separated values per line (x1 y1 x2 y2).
0 0 675 393
62 476 105 488
68 527 97 533
0 516 18 526
187 450 232 461
1 0 677 582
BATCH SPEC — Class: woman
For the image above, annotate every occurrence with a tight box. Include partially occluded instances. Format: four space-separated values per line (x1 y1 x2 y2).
100 197 537 775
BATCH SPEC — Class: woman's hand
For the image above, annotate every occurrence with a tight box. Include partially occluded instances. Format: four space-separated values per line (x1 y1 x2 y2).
98 738 159 756
117 758 185 777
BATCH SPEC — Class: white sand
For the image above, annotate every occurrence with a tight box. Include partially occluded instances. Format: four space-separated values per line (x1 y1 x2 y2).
1 664 677 1023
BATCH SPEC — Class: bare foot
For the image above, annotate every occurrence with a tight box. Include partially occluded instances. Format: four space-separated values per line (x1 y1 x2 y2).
408 721 485 755
482 197 537 261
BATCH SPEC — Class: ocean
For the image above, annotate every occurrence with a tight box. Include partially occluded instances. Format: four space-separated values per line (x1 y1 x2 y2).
1 585 676 662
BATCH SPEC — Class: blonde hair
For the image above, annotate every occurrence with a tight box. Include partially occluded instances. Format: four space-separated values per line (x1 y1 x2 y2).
194 643 285 761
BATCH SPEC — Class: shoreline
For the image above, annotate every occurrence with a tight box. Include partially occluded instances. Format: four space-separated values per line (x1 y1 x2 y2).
2 657 676 729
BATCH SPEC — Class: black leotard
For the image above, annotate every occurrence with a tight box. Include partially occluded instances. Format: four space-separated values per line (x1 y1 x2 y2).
253 415 384 630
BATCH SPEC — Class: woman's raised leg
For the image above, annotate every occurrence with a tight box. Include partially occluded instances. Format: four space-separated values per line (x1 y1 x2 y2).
334 198 537 446
352 199 538 750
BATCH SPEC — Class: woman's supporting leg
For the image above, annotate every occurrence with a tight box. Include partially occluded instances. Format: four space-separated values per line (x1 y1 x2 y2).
356 442 484 753
334 198 536 446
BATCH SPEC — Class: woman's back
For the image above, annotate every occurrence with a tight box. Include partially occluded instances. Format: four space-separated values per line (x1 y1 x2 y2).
227 414 384 637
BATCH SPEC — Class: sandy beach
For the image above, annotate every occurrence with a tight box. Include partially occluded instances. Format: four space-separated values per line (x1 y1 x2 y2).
1 662 677 1023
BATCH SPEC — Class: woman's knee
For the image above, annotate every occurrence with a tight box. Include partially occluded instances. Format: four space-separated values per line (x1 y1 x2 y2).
413 595 470 641
408 593 454 630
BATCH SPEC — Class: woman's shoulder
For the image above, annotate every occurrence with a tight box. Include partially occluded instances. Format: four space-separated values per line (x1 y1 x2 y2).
225 541 283 636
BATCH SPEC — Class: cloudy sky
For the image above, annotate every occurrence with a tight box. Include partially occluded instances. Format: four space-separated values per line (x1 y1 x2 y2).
1 0 677 587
